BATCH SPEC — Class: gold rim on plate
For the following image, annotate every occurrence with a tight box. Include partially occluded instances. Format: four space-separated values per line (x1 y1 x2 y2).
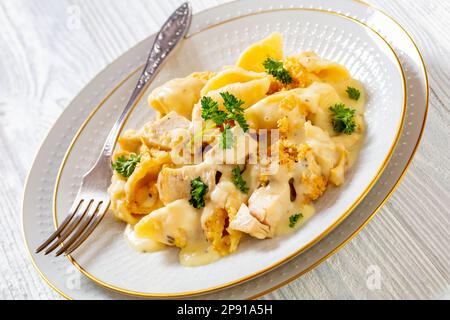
21 0 428 300
246 1 430 299
52 8 407 298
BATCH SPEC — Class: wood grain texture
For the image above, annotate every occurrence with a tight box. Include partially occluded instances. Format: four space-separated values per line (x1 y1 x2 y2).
0 0 448 300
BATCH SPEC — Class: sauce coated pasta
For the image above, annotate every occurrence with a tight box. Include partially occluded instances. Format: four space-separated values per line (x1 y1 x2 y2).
108 33 366 266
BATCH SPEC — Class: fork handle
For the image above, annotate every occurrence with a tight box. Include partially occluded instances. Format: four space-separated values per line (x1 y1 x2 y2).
101 2 192 159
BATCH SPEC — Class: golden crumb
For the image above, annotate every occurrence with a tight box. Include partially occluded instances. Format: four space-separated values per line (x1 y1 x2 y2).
279 93 309 117
278 141 314 169
284 56 312 88
301 172 328 203
277 116 290 139
267 77 284 95
203 208 241 256
279 140 300 168
279 94 299 111
296 143 312 160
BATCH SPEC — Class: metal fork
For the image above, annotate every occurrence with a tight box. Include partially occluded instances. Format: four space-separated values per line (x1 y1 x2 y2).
36 2 192 257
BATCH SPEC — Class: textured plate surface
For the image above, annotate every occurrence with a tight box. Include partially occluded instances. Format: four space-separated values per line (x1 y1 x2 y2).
22 0 427 300
54 9 404 297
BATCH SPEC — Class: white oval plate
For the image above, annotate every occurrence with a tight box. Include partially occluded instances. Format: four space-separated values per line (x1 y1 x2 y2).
22 0 425 300
52 8 405 297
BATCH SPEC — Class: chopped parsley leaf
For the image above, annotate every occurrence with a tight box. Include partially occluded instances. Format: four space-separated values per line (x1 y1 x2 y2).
263 57 293 84
220 92 249 132
201 96 227 125
200 92 249 133
346 86 361 101
189 177 209 209
112 154 141 178
220 124 234 149
232 167 249 193
329 103 357 135
289 213 303 228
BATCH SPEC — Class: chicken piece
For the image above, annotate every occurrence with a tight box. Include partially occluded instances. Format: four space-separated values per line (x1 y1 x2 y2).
118 129 142 154
157 163 217 205
304 121 341 178
247 182 291 236
278 140 305 168
141 112 191 151
229 204 270 239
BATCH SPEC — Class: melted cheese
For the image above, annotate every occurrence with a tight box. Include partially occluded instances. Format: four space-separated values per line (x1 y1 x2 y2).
275 203 316 235
124 224 165 252
109 33 366 267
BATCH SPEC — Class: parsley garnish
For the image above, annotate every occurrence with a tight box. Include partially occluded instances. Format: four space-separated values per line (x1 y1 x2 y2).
112 154 141 178
200 93 249 133
220 92 249 132
220 124 234 149
200 92 250 148
289 213 303 228
189 177 209 209
201 96 227 125
329 103 357 135
346 86 361 101
263 57 293 84
231 167 249 194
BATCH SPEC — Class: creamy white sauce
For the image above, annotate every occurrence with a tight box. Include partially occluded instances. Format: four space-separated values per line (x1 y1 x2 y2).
124 224 165 253
179 242 221 267
110 38 366 267
275 203 315 235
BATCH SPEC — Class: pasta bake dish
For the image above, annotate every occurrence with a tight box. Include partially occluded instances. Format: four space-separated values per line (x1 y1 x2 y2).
107 33 366 266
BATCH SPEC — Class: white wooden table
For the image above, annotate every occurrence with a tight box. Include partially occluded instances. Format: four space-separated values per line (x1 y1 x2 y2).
1 0 448 300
